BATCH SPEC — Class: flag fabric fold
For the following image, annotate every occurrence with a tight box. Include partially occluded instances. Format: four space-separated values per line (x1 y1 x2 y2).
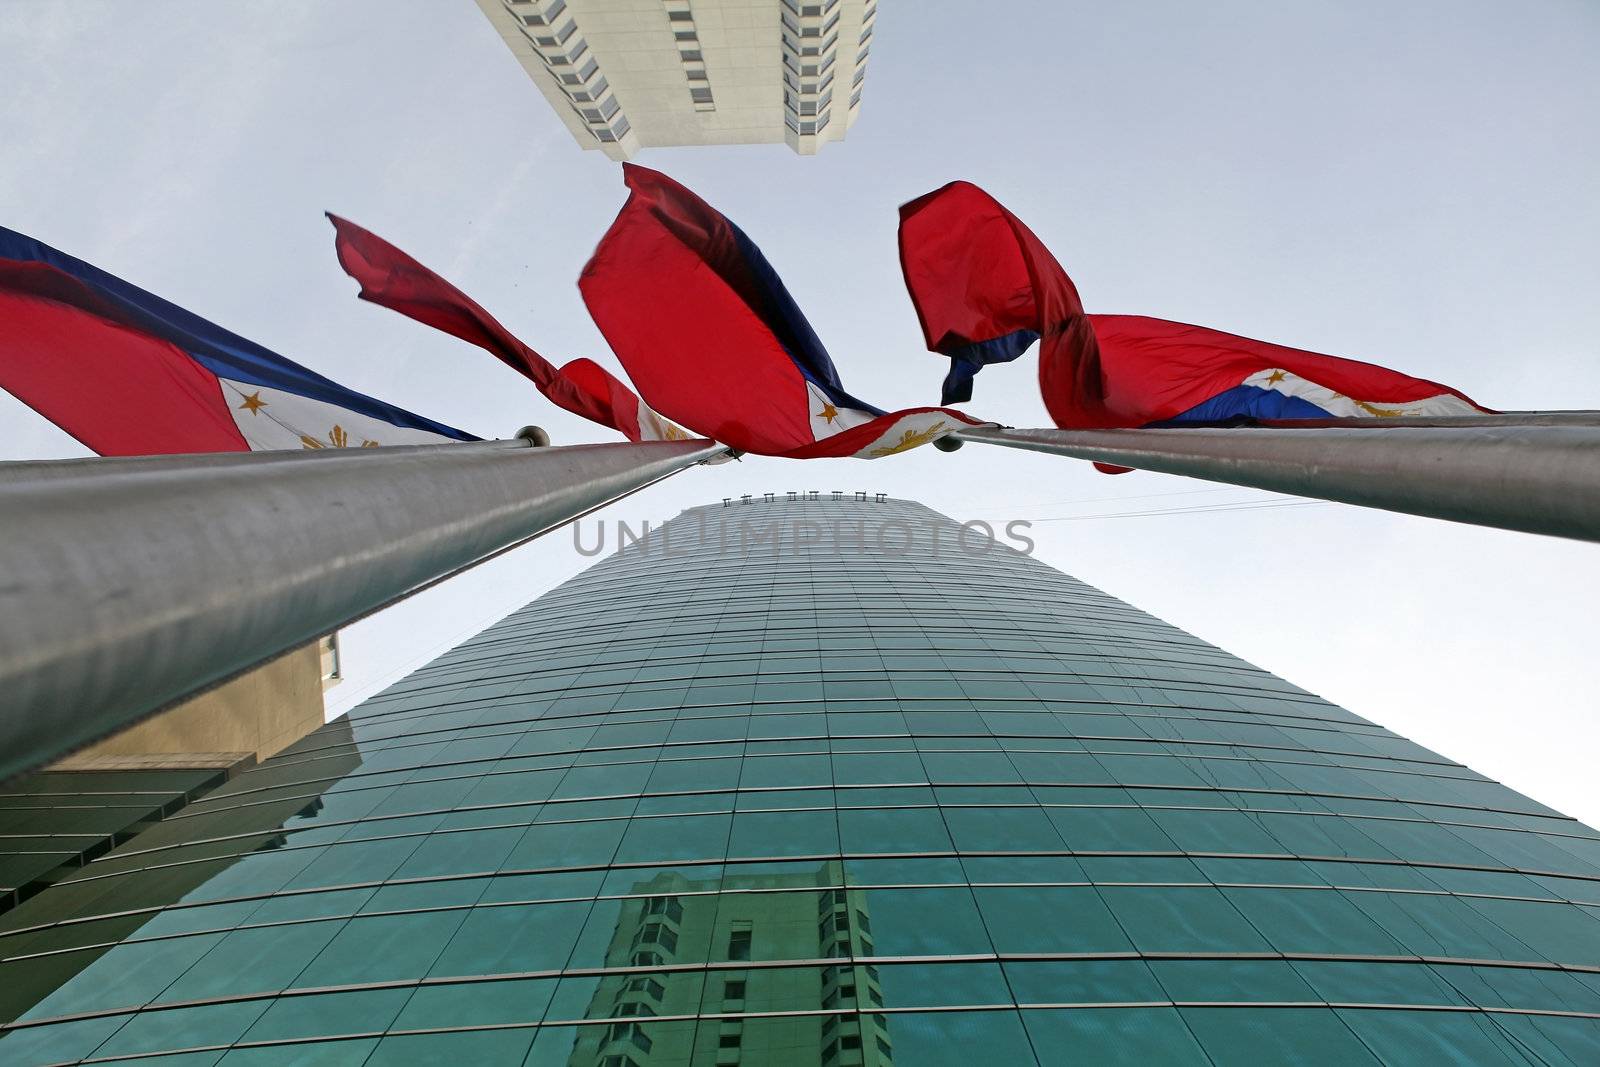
1087 315 1490 425
897 182 1489 431
0 225 473 456
898 180 1102 416
327 214 688 443
579 164 988 459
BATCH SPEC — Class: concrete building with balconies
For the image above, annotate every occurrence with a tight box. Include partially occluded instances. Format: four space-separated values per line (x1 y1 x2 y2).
474 0 877 158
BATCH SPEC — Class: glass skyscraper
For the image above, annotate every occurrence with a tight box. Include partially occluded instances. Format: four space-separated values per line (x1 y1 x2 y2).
3 497 1598 1065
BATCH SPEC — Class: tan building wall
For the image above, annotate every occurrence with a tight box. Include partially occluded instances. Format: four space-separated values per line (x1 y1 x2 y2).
52 642 327 774
476 0 877 159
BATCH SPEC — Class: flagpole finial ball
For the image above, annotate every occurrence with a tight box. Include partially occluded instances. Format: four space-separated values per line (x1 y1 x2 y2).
516 426 552 447
933 435 964 452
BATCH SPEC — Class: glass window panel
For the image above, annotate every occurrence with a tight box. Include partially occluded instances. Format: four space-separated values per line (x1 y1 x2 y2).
729 809 839 858
747 713 826 739
738 754 832 789
503 818 628 869
366 876 483 908
735 787 830 811
538 797 635 822
829 711 907 734
1354 891 1540 960
962 854 1087 883
1046 806 1176 851
1022 1006 1207 1063
243 987 411 1043
18 933 226 1021
391 978 554 1031
1430 963 1600 1013
615 813 731 864
1100 886 1270 953
1181 1006 1381 1065
1193 855 1329 886
550 762 652 799
880 1010 1035 1064
1221 886 1406 955
915 751 1011 783
1151 959 1318 1002
1256 811 1395 860
976 887 1132 953
838 806 954 854
846 856 967 885
635 790 733 817
183 849 328 904
693 966 803 1013
872 961 1010 1008
666 716 747 742
644 755 742 793
133 900 270 940
156 921 340 1002
298 910 467 986
429 900 589 976
943 806 1065 852
832 751 927 785
1146 808 1285 853
457 768 564 807
1306 860 1438 891
1090 754 1207 787
1290 960 1467 1006
937 785 1036 805
861 888 991 955
1074 854 1202 883
921 753 1018 785
365 1028 536 1065
1336 1007 1542 1063
1459 897 1600 963
1005 959 1163 1004
392 825 524 878
0 1016 129 1066
92 1001 269 1060
1489 1014 1600 1066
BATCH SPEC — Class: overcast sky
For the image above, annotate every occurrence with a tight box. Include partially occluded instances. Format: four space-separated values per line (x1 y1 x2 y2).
3 1 1598 823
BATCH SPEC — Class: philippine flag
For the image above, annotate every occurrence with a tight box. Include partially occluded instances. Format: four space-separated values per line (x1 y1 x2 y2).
328 215 692 444
0 225 474 457
579 165 988 459
898 182 1490 430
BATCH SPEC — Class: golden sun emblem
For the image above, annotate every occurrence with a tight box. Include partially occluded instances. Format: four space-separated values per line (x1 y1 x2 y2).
867 420 949 458
300 425 380 449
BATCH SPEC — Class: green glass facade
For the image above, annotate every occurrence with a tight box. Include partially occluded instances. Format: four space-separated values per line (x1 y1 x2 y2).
3 497 1599 1065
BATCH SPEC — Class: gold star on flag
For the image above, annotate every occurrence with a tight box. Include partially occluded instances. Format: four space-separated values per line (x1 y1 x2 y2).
818 402 839 424
1264 370 1287 385
237 391 267 414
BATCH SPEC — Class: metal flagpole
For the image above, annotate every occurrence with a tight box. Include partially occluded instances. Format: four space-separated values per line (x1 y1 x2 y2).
0 436 726 781
954 416 1600 544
